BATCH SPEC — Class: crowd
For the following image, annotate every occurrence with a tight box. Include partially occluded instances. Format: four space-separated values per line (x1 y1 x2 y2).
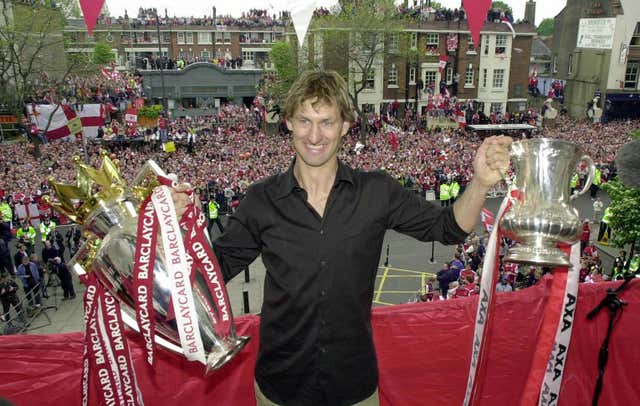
97 8 288 28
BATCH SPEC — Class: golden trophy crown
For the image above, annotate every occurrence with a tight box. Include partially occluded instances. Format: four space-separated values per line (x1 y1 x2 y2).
45 151 159 224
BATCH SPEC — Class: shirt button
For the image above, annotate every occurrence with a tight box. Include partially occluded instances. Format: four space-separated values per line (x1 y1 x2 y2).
320 289 326 296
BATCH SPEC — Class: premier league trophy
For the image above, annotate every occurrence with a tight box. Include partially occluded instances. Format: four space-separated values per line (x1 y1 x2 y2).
500 138 596 267
47 153 248 373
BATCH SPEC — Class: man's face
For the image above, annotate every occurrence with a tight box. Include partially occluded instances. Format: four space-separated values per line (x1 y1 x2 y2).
287 99 349 169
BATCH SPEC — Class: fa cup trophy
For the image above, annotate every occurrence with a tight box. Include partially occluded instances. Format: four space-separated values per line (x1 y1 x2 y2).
47 153 248 373
500 138 596 267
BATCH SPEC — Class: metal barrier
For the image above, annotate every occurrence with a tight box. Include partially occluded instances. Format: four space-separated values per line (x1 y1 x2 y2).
0 282 55 335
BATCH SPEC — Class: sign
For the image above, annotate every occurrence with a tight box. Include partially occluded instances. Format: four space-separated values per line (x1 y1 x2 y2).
425 190 436 201
0 115 18 124
576 18 616 49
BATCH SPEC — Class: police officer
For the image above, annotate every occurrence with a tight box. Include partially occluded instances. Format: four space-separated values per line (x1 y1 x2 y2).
207 197 224 236
16 222 36 254
0 197 12 243
439 182 451 207
39 215 56 242
450 179 461 203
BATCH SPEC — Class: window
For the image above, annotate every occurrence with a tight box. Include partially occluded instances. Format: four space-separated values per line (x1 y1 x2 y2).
568 54 573 75
553 56 558 73
624 61 639 89
493 68 505 88
242 50 255 61
482 68 488 88
446 67 453 84
162 32 170 43
388 64 398 86
467 35 477 53
215 32 223 43
410 32 417 49
465 64 474 86
424 70 437 88
426 33 439 46
495 35 507 54
483 35 490 55
224 32 231 43
490 103 503 114
177 32 185 44
425 33 439 55
264 32 272 43
186 32 194 44
365 69 375 89
388 33 399 53
409 67 416 84
198 32 212 44
200 50 210 60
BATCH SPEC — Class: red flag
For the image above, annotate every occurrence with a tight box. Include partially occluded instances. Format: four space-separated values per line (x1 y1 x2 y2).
463 0 492 48
480 208 494 232
79 0 105 35
456 110 467 128
438 55 448 73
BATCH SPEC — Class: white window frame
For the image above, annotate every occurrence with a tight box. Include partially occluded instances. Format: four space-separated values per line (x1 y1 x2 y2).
465 63 474 87
242 50 255 61
224 32 231 43
483 35 490 55
624 61 639 89
493 68 505 88
409 67 416 84
200 50 210 60
198 32 212 45
467 35 477 54
177 32 185 44
365 69 375 89
424 70 437 88
388 33 399 53
490 102 503 114
446 67 453 84
482 68 488 88
410 32 417 49
186 32 194 44
426 33 439 46
388 64 398 87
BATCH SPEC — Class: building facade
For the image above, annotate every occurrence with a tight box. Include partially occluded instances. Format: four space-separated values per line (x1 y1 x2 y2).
304 19 535 116
552 0 640 119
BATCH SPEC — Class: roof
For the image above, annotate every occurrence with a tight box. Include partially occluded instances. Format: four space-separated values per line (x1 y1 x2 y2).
531 36 552 57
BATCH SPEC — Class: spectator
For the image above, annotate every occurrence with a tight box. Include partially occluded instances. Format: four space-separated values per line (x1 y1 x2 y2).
53 257 75 300
496 275 513 292
0 273 23 322
16 256 41 309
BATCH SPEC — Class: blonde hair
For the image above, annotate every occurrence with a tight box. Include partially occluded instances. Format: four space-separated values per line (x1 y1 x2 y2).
283 70 355 123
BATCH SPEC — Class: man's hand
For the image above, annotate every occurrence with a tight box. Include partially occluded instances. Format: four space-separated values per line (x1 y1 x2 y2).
170 183 193 219
473 135 513 189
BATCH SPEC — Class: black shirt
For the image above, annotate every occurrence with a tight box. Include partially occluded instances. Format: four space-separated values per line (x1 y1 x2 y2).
213 160 468 406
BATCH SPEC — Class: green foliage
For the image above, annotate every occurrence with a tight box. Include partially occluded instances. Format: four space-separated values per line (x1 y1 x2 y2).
491 1 513 16
537 18 554 36
267 41 298 102
629 128 640 139
137 105 164 119
93 42 115 65
57 0 81 18
602 179 640 249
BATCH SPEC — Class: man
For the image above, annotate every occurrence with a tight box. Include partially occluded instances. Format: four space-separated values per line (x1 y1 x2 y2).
0 238 13 276
39 215 56 242
53 257 75 300
496 275 513 292
13 245 29 274
16 222 36 254
592 197 603 223
16 255 41 308
0 273 23 322
0 197 12 243
172 70 511 405
207 198 224 236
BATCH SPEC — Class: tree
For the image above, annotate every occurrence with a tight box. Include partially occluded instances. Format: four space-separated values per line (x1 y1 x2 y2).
314 0 403 142
537 18 554 36
267 41 298 103
93 41 115 65
602 130 640 258
491 1 513 16
57 0 81 18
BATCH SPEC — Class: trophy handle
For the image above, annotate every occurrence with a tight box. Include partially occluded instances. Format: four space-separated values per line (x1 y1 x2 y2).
571 155 596 200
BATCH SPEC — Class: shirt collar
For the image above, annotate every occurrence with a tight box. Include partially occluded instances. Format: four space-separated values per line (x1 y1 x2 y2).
275 158 355 200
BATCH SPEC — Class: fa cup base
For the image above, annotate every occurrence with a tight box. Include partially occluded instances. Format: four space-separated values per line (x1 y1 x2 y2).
504 244 572 268
205 336 251 375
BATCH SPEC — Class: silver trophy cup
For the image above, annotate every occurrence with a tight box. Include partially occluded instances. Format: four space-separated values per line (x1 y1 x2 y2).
50 157 249 373
500 138 596 267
